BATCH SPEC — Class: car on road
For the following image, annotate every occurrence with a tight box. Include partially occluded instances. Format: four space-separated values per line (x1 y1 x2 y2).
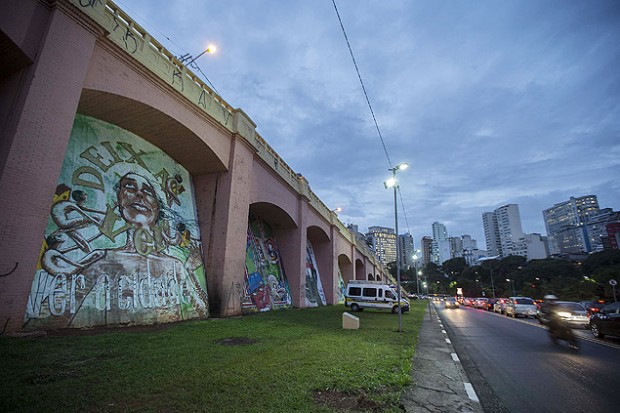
474 298 488 309
484 298 498 311
551 301 589 329
463 297 475 306
445 297 460 309
589 302 620 339
579 300 606 317
493 298 509 314
505 297 537 318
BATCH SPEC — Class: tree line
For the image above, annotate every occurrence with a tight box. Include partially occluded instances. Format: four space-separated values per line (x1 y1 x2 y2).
389 250 620 302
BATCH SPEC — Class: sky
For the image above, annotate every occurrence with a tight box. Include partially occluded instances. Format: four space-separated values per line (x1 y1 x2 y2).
116 0 620 250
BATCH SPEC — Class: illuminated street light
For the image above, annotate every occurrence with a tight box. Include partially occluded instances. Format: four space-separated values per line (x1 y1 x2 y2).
179 44 217 67
331 207 342 213
506 278 516 297
384 162 408 333
412 253 421 295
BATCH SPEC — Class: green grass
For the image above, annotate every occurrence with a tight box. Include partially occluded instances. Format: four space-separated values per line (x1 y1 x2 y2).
1 302 426 413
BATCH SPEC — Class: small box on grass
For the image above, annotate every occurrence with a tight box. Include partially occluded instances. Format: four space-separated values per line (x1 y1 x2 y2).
342 312 359 330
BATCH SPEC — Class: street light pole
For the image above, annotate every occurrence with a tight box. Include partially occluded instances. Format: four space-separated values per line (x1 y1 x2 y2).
385 163 408 333
506 278 516 296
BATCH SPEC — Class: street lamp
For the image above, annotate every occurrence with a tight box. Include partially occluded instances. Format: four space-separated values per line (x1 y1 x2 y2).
179 44 217 67
384 162 408 332
506 278 516 297
478 256 498 299
412 252 421 295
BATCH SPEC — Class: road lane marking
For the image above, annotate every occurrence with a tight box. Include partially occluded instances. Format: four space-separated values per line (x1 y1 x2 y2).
445 338 451 344
464 383 480 402
451 352 459 362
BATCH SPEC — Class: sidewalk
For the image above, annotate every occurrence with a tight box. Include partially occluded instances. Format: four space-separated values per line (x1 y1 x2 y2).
401 303 484 413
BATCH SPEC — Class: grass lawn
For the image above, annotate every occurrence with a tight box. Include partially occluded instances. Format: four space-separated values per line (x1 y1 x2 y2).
1 301 426 412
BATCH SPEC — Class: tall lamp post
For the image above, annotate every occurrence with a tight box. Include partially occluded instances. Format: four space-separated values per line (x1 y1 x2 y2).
412 251 421 295
478 256 498 299
506 278 516 297
384 162 408 333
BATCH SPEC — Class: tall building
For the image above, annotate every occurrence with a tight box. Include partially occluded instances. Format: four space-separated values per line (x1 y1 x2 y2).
431 222 450 264
366 226 397 265
448 236 464 259
482 212 501 257
543 195 603 254
496 204 524 256
399 232 415 270
512 233 549 260
482 204 525 258
421 236 433 267
454 235 480 266
606 219 620 250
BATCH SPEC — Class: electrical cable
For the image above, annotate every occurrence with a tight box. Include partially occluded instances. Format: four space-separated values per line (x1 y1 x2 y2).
331 0 393 168
332 0 413 239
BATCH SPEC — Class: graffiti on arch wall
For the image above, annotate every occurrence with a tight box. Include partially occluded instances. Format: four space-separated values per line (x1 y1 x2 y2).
337 267 345 304
242 214 292 313
305 241 327 307
24 114 208 330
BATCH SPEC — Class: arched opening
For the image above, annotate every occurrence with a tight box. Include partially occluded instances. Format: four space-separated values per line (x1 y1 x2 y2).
355 259 365 280
243 203 297 314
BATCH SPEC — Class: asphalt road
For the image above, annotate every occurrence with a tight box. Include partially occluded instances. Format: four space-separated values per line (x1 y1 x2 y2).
436 302 620 413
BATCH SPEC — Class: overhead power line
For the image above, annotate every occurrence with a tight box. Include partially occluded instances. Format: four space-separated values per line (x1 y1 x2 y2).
331 0 412 236
331 0 393 168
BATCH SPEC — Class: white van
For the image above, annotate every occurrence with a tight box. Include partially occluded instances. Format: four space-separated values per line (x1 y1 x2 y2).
345 281 410 313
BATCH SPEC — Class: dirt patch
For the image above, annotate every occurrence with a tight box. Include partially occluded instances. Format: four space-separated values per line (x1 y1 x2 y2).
314 389 381 412
217 337 257 346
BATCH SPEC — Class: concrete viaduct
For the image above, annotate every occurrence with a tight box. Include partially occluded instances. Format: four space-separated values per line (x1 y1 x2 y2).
0 0 390 333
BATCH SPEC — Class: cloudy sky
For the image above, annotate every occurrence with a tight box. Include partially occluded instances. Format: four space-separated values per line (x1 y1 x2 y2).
117 0 620 250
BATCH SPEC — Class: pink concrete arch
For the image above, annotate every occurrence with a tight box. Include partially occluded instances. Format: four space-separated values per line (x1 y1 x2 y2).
79 44 230 175
338 254 353 284
307 225 331 296
250 202 297 230
249 161 300 229
355 258 365 280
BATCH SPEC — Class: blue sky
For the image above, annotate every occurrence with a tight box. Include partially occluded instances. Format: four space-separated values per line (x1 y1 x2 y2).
117 0 620 250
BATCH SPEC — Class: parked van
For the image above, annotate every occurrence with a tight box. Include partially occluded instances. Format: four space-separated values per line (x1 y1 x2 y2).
344 281 410 313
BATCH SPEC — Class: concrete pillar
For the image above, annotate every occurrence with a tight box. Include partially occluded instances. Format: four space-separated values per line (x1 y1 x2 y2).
0 4 100 333
199 127 255 317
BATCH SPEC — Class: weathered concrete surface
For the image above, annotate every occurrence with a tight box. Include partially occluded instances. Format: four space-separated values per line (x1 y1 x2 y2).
401 304 484 413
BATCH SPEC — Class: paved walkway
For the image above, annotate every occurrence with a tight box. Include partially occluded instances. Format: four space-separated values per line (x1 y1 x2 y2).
401 303 484 413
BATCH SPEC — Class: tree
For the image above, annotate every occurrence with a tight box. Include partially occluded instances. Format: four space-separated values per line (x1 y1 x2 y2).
443 257 467 278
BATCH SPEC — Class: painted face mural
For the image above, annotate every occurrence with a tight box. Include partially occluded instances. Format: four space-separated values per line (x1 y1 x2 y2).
25 115 208 329
242 214 291 314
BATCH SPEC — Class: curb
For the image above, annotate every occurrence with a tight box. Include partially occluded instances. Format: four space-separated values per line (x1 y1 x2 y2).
401 303 484 412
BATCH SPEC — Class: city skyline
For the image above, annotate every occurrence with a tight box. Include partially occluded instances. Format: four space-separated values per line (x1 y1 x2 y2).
121 0 620 249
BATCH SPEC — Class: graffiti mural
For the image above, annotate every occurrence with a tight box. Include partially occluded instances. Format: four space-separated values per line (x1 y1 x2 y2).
305 240 326 307
242 213 292 313
337 267 345 304
24 114 208 329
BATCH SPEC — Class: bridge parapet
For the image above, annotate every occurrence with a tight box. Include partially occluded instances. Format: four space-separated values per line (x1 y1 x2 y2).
69 0 235 129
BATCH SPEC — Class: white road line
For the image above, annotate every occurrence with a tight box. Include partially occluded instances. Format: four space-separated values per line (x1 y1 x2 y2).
441 330 447 334
445 338 451 344
451 352 459 362
464 383 480 402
